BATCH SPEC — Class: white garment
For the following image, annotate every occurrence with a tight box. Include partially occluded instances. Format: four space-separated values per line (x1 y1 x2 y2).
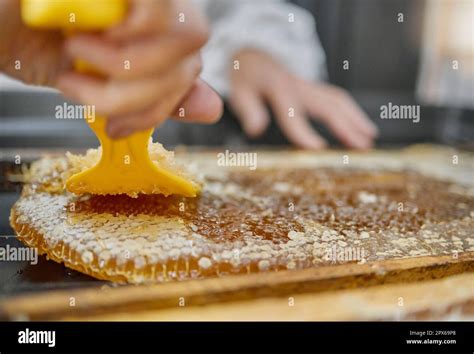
195 0 327 96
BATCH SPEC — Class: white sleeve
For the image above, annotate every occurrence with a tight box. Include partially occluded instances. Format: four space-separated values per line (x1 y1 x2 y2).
194 0 327 97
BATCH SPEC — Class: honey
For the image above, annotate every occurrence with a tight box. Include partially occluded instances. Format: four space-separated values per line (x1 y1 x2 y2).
10 149 474 284
70 169 472 241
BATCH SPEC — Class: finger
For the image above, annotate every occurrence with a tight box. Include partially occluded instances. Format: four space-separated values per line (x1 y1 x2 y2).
265 87 327 149
171 79 223 124
310 99 373 149
106 87 186 138
57 72 167 117
343 101 378 138
301 86 376 149
305 83 378 138
56 56 202 116
106 0 172 39
328 88 378 138
229 84 270 138
315 107 372 149
106 0 207 41
65 30 206 79
106 79 222 138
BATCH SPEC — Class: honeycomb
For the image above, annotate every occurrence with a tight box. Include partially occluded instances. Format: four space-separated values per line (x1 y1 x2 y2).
10 147 474 283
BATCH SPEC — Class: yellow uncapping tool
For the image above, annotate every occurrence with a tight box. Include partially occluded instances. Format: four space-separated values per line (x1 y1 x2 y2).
21 0 199 197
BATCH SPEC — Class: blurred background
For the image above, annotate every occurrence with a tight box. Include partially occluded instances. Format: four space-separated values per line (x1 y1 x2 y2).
0 0 473 149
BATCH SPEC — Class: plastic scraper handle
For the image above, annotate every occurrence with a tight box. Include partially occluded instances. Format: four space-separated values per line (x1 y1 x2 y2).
21 0 199 197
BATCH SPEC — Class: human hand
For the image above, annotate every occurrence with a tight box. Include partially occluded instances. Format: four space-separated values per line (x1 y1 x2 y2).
0 0 223 138
229 49 378 149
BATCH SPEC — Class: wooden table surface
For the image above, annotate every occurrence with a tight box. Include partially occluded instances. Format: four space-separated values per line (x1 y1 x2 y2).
1 252 473 321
